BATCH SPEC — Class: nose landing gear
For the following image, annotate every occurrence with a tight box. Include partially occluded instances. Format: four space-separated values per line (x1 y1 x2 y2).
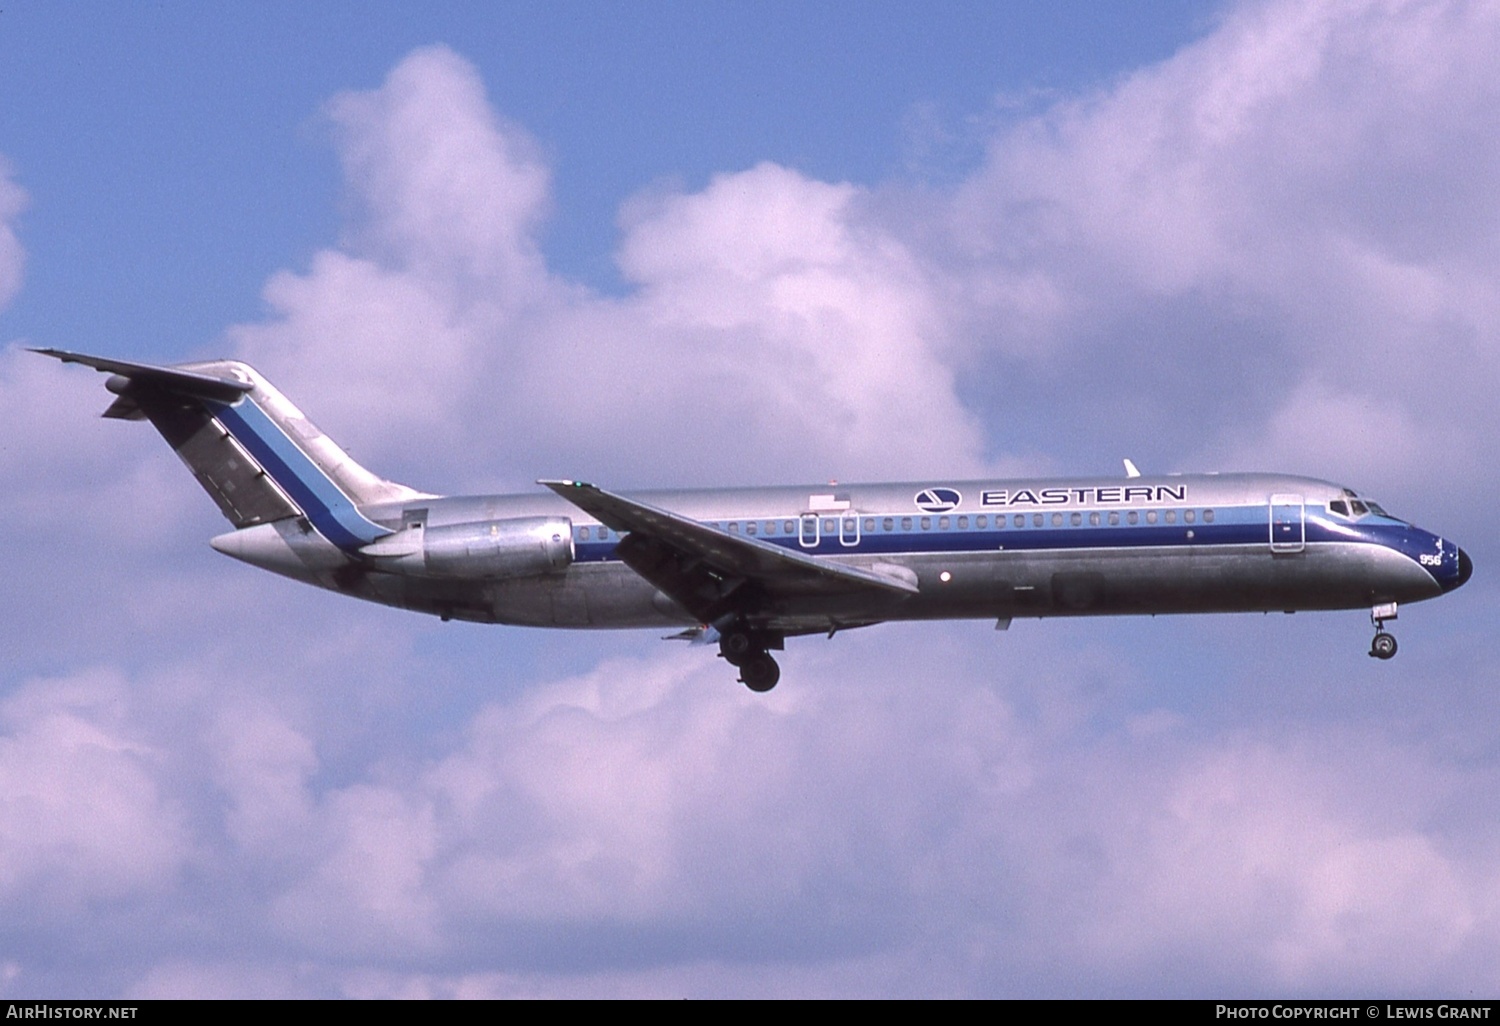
1369 602 1398 660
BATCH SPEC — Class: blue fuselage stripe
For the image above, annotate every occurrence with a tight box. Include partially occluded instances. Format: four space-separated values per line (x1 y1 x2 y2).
570 511 1450 582
210 398 386 549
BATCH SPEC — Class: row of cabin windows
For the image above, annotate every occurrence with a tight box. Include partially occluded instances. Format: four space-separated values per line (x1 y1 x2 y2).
575 508 1217 541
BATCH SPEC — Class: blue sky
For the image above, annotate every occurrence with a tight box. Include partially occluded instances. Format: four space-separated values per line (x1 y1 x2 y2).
0 2 1208 346
2 0 1499 998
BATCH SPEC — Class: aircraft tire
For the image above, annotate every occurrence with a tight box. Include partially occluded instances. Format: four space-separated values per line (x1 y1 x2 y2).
720 630 755 664
739 652 780 692
1370 632 1398 660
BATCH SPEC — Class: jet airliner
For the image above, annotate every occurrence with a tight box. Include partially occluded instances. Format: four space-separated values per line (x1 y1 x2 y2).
39 348 1472 691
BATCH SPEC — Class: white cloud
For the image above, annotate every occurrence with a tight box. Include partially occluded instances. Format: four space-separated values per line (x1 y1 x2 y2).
0 669 191 913
9 0 1500 998
1075 734 1493 993
0 348 200 543
941 0 1500 509
0 159 24 311
229 47 987 491
53 636 1497 997
327 45 552 301
211 706 318 852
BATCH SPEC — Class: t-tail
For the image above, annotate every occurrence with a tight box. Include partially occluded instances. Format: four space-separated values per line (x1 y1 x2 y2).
33 348 428 549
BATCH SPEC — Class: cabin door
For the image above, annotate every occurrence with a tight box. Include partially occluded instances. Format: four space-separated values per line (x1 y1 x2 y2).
1269 494 1305 553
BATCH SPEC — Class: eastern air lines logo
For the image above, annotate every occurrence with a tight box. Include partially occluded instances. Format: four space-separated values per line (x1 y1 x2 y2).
914 487 962 513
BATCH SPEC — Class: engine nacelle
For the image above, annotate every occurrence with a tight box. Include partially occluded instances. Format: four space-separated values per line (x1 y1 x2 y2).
361 516 574 580
422 516 574 579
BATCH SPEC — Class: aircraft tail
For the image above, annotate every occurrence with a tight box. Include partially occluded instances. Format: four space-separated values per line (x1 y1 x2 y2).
35 348 428 548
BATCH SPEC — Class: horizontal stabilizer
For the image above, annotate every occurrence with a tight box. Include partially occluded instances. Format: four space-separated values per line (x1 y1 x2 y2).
31 348 254 403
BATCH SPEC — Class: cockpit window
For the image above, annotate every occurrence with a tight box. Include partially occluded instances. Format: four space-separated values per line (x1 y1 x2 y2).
1329 496 1398 521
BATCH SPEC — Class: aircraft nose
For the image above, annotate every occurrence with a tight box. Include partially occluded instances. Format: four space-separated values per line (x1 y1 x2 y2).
1440 546 1476 594
1445 547 1474 592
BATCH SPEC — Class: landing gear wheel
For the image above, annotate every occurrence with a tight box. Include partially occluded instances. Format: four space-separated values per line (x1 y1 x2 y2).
738 652 781 692
1370 632 1397 660
720 630 755 665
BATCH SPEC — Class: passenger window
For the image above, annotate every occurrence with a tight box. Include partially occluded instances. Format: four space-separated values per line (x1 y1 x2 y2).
1070 512 1082 526
958 515 969 529
1164 510 1176 524
939 516 949 530
884 518 894 531
864 518 875 532
1184 510 1195 524
1089 512 1100 526
1014 514 1025 529
1203 509 1215 523
1128 511 1139 525
1146 511 1158 524
1051 513 1063 527
843 518 856 534
746 521 757 535
1108 512 1119 526
1032 514 1043 527
729 522 739 534
920 517 931 530
580 526 590 540
765 521 776 535
785 520 796 534
977 515 988 529
901 517 912 531
823 519 836 533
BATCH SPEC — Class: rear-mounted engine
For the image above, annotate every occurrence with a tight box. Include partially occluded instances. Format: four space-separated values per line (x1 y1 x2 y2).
362 516 574 579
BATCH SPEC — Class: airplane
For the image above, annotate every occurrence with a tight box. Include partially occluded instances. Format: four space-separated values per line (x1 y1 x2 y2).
37 347 1472 692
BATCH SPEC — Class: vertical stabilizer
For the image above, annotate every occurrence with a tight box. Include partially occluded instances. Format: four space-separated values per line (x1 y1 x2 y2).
35 348 430 547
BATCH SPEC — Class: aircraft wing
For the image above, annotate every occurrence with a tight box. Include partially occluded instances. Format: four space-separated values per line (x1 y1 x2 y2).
540 479 918 624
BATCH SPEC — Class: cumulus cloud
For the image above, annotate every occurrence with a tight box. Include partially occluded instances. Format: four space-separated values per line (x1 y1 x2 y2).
0 159 24 311
230 46 987 491
1071 734 1497 993
0 669 190 914
328 46 552 299
9 0 1500 1000
944 0 1500 509
28 639 1487 998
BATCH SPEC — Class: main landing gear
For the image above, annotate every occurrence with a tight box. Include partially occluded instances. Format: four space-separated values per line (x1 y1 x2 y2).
718 627 782 692
1369 602 1398 660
